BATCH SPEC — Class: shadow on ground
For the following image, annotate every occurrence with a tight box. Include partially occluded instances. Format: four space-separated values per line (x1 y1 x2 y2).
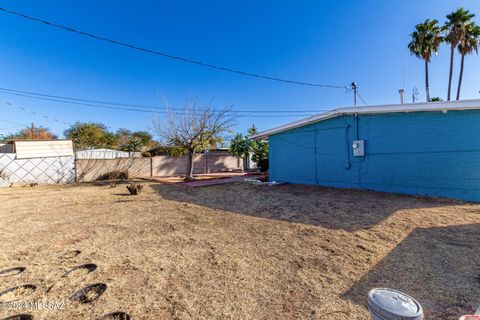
342 223 480 319
150 182 461 231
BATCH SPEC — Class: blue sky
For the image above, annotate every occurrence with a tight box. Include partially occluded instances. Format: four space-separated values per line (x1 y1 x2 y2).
1 0 480 139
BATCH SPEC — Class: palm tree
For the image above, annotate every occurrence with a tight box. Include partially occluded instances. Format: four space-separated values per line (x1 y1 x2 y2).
456 22 480 100
445 8 475 101
408 19 443 102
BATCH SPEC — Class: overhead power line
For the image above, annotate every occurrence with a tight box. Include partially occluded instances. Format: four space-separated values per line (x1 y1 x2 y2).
356 91 368 106
0 89 337 118
2 101 71 125
0 117 29 128
0 87 334 114
0 7 348 90
0 125 27 131
1 95 318 120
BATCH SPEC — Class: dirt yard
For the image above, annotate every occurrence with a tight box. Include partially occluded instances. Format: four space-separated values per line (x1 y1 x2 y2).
0 181 479 320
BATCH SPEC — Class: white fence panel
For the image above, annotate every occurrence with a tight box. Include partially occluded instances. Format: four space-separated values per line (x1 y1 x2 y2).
75 149 132 159
15 140 74 159
0 153 75 184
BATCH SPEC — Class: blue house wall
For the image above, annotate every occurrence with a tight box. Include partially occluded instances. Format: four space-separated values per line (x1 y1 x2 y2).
269 110 480 202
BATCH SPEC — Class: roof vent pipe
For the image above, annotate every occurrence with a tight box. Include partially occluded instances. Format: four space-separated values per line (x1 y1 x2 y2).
399 89 405 104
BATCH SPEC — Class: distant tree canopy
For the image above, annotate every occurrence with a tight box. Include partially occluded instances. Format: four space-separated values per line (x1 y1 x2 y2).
146 145 187 157
229 126 256 158
131 131 154 147
64 122 155 151
3 125 57 140
64 122 114 150
115 128 155 152
229 125 269 171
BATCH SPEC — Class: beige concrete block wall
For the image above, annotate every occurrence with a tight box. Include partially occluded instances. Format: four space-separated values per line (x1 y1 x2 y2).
151 155 207 176
75 154 244 181
152 155 242 176
76 158 151 182
206 155 243 173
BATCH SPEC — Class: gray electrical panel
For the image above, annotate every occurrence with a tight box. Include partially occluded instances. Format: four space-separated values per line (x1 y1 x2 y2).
353 140 365 157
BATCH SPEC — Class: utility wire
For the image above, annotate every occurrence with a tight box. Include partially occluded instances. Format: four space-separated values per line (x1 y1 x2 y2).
0 117 29 127
0 7 348 89
1 95 316 119
0 91 327 118
0 87 335 114
2 101 71 125
356 91 368 106
0 124 27 131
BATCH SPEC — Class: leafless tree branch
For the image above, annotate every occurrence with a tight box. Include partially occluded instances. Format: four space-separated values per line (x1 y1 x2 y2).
152 99 236 180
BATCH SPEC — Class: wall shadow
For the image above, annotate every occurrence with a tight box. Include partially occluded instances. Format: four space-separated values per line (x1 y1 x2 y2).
150 183 461 231
342 223 480 319
75 158 151 182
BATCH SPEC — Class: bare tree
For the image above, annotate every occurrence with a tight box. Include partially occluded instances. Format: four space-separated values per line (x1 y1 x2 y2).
152 101 236 181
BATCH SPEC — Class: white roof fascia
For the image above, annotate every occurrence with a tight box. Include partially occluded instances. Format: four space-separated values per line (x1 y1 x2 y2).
250 99 480 140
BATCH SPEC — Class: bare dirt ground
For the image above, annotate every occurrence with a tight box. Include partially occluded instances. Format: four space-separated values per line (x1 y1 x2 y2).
0 181 479 320
150 172 252 184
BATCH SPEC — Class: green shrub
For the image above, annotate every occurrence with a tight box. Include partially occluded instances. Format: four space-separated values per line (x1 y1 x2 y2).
97 171 129 181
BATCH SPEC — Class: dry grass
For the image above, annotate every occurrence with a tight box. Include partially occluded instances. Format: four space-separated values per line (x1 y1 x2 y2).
0 181 479 319
152 175 229 184
0 285 36 302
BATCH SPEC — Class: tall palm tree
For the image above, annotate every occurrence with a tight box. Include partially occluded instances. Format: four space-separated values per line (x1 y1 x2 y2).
445 8 475 101
456 22 480 100
408 19 443 102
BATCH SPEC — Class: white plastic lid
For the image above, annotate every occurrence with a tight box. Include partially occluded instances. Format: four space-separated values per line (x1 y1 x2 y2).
368 288 423 320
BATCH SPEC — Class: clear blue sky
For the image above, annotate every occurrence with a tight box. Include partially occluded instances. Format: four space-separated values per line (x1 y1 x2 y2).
1 0 480 139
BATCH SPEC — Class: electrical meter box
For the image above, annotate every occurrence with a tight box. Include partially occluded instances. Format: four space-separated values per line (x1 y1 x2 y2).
352 140 365 157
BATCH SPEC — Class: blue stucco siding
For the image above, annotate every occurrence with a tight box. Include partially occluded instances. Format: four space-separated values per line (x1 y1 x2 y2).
269 109 480 202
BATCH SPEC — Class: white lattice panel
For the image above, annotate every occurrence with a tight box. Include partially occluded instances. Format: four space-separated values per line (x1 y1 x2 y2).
0 154 75 185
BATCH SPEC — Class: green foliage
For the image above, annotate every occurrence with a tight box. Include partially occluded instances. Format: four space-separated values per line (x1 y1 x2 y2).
103 132 118 148
120 137 144 152
163 146 188 156
251 141 269 172
408 19 443 101
456 21 480 99
229 125 269 171
4 126 57 140
445 7 475 48
445 8 476 100
229 133 250 158
131 131 154 147
64 122 115 149
64 122 155 151
408 19 443 63
147 146 187 156
406 8 480 101
430 97 443 101
115 128 153 152
457 22 480 55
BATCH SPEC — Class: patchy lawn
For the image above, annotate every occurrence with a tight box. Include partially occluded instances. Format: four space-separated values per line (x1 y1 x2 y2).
0 182 478 319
